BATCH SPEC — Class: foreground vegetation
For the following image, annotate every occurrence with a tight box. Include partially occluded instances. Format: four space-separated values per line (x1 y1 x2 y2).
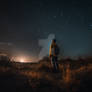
0 57 92 92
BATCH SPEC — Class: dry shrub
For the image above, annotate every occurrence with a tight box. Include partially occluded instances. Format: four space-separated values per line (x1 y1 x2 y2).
36 61 52 72
20 71 43 80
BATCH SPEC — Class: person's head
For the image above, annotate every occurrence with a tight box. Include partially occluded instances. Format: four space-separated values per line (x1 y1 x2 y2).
52 39 56 43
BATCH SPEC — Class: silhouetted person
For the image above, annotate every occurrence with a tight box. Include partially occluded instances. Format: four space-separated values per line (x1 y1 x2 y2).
49 39 60 72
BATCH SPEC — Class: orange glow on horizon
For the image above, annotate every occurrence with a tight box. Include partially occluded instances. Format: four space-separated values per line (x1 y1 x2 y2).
20 58 25 62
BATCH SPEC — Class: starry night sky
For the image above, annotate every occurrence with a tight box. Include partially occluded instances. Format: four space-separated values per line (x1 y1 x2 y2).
0 0 92 60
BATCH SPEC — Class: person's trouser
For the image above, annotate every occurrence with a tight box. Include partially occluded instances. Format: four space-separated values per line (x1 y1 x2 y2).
51 56 59 71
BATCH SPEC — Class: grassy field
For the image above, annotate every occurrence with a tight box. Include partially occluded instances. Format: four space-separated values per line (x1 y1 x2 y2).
0 57 92 92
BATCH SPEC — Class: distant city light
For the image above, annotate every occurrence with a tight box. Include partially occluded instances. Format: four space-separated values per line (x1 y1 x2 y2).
20 58 25 62
11 55 35 63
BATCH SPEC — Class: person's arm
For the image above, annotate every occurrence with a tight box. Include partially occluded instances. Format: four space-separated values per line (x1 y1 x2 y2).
49 45 52 58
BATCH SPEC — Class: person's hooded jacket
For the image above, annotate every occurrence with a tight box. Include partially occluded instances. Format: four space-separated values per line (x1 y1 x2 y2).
49 42 59 57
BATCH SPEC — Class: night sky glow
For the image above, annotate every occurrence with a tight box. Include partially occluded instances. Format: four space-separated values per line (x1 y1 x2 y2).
0 0 92 61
